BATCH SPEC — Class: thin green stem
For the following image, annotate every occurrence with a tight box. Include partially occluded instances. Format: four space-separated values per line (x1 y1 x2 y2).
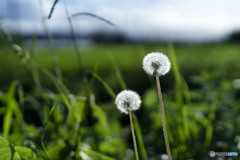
40 135 49 160
156 76 172 160
129 111 139 160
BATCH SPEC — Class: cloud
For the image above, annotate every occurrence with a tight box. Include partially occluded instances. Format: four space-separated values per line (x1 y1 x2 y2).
1 0 240 41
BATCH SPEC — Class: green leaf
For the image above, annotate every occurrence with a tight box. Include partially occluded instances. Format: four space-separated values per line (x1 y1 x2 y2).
15 146 36 159
3 103 13 138
90 95 111 137
81 148 116 160
3 82 16 138
0 136 21 160
3 99 23 139
6 81 17 98
73 101 86 123
3 81 23 138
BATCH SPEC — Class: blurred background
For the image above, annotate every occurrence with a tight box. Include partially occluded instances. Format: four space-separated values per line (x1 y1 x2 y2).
0 0 240 160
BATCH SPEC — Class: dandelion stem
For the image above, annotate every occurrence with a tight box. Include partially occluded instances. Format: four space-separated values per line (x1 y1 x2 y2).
129 111 139 160
156 76 172 160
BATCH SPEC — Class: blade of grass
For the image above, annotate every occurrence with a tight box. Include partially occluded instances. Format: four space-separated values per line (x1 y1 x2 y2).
3 99 22 139
43 103 58 129
40 0 63 81
31 61 42 89
47 0 59 19
204 98 217 147
17 83 24 105
132 114 148 160
81 148 116 160
181 76 191 105
40 136 49 160
12 100 23 123
3 81 23 138
168 43 190 140
63 0 82 69
3 105 13 139
109 56 127 90
85 65 99 97
91 71 116 99
71 12 115 26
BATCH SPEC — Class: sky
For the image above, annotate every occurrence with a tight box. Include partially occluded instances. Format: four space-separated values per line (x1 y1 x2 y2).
1 0 240 42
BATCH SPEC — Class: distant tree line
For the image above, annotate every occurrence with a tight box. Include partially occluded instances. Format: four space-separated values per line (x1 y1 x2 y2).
227 30 240 42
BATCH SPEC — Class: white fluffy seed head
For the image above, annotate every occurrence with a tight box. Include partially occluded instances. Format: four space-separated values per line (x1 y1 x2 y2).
115 90 141 114
143 52 171 76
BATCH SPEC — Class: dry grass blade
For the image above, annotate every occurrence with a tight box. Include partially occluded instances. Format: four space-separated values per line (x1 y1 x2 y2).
48 0 59 19
71 12 115 26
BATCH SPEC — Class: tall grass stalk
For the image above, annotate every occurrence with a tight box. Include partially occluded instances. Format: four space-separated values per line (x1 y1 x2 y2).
156 76 172 160
40 136 50 160
62 0 82 69
168 43 190 140
39 0 63 81
129 111 139 160
47 0 59 19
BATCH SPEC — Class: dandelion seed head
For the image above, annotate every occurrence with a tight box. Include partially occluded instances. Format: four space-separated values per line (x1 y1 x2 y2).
115 90 141 114
143 52 171 76
233 79 240 89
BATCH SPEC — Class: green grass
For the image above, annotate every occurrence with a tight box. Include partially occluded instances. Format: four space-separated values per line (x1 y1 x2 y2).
1 43 240 80
1 43 239 94
175 43 240 77
1 42 240 159
34 43 240 73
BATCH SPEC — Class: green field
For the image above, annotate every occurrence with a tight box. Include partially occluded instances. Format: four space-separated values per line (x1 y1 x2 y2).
1 43 240 89
0 42 240 160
